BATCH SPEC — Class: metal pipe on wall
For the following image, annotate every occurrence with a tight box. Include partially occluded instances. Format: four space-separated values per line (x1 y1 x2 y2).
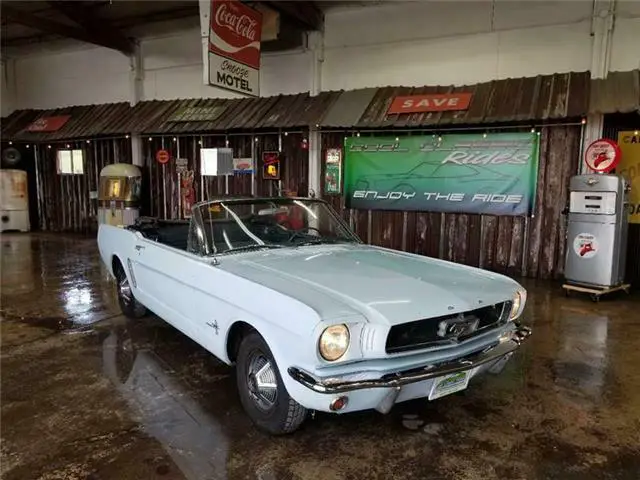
177 137 182 218
161 137 167 220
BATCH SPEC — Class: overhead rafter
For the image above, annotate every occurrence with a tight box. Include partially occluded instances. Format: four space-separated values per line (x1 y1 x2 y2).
48 1 134 54
2 4 134 54
262 1 323 31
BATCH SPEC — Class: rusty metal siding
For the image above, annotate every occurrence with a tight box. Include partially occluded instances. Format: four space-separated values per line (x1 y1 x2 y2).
14 103 132 142
352 72 590 129
1 109 41 140
35 138 132 232
590 70 640 115
321 125 582 280
126 93 340 134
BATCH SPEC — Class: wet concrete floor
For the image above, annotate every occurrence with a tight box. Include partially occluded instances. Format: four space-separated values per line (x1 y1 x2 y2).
1 232 639 480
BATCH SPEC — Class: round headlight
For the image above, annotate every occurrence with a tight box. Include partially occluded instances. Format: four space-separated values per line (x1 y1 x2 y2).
318 324 350 361
510 291 523 320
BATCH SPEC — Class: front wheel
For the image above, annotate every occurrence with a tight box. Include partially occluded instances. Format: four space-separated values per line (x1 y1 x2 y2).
236 331 308 435
114 260 147 319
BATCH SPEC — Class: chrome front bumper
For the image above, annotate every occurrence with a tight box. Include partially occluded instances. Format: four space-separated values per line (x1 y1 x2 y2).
288 325 532 394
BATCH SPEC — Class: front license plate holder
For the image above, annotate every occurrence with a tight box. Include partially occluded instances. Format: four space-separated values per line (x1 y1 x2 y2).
428 370 472 400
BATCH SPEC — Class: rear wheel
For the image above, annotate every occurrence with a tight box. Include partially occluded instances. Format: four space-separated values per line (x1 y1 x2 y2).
236 331 308 435
114 260 147 319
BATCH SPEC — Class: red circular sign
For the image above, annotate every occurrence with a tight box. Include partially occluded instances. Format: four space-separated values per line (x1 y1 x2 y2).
156 149 170 164
584 139 621 173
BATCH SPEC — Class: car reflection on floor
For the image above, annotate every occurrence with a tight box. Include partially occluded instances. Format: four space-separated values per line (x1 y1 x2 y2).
101 324 232 480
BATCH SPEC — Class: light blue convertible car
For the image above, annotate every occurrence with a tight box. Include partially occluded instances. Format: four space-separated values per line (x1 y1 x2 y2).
97 197 531 435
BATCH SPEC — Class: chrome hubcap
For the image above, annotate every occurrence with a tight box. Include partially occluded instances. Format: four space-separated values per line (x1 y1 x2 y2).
118 276 133 305
247 352 277 411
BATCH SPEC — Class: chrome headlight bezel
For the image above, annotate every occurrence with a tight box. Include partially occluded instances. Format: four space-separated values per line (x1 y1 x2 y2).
318 324 350 362
509 289 526 320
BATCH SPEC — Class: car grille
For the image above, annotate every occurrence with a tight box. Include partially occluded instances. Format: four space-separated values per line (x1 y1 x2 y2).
385 301 512 354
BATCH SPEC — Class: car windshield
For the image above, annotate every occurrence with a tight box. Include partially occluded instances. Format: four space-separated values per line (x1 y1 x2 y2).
193 198 360 255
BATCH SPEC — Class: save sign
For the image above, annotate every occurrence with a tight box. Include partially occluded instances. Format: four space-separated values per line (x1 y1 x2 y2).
344 132 540 216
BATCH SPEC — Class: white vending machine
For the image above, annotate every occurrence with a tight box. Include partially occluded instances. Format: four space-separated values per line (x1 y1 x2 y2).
0 169 30 232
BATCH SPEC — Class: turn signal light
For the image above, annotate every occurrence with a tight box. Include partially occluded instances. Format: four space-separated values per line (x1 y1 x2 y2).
330 396 349 411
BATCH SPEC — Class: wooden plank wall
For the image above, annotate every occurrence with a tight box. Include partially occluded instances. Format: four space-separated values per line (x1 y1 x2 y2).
142 132 309 220
322 126 582 280
35 137 132 233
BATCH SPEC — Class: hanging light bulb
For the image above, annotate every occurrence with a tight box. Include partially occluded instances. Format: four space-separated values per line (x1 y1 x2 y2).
581 118 587 125
356 132 361 137
48 145 52 149
125 134 130 139
148 137 152 141
86 140 91 144
26 144 30 149
531 128 535 133
483 133 487 138
284 131 288 136
8 141 12 145
173 137 177 142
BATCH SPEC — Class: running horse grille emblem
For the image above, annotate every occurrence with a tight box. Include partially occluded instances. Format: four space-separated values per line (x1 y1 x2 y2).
437 314 479 340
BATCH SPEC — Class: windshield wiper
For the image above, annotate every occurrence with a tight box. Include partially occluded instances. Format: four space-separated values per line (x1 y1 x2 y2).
224 244 283 253
295 238 343 246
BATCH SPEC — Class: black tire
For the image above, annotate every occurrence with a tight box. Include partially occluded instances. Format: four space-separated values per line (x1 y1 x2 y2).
114 260 147 319
236 331 308 435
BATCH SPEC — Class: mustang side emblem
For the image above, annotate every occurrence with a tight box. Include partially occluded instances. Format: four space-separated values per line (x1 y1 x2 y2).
437 314 479 340
206 320 220 335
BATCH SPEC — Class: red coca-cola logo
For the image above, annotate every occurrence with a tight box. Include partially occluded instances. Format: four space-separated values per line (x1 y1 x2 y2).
209 0 262 70
215 3 258 42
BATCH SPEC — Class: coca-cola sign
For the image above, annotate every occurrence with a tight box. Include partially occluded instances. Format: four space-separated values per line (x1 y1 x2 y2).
209 0 262 70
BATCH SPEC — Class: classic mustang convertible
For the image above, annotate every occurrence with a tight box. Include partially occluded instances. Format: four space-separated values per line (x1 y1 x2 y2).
97 197 531 435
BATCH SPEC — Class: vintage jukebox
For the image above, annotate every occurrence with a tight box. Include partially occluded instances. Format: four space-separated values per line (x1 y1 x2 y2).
98 163 142 226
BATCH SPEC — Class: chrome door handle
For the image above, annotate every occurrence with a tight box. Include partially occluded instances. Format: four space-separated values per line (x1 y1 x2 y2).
135 245 145 251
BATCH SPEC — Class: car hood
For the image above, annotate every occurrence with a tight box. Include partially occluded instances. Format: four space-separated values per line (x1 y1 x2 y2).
218 244 521 325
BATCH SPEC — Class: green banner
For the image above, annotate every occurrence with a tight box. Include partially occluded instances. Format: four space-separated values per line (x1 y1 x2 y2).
344 132 540 215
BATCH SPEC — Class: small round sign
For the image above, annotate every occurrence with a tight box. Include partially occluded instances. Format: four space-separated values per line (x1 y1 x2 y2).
573 232 598 259
584 139 621 173
156 149 170 165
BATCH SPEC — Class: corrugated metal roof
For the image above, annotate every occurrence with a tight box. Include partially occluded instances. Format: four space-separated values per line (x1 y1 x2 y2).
12 102 131 141
355 72 591 128
121 92 340 133
6 69 639 140
1 109 42 140
590 70 640 115
320 88 377 127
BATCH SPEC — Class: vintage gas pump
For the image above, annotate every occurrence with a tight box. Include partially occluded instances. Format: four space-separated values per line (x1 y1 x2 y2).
98 163 142 227
562 139 631 301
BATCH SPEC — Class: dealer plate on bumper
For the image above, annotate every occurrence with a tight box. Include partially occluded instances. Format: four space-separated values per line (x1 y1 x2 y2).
428 369 473 400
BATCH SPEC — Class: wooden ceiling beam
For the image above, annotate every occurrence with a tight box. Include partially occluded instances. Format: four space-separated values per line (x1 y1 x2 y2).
262 1 323 31
2 4 133 54
47 1 134 54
